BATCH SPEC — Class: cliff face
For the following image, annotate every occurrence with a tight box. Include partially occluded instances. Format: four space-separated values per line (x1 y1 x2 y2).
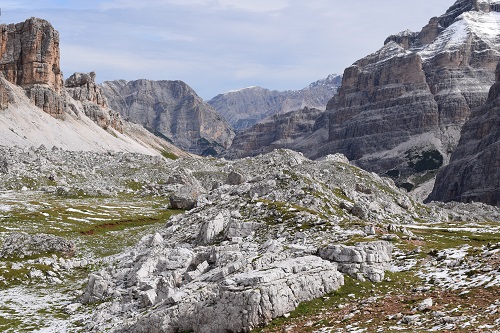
208 74 341 131
101 79 235 156
311 0 500 190
0 18 65 119
65 72 123 132
428 62 500 206
226 107 324 159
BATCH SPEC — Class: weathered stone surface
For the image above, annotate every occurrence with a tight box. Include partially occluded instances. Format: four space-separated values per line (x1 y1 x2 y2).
0 18 63 92
101 79 235 155
0 18 66 119
208 74 342 131
226 107 325 159
65 72 107 107
428 62 500 206
319 241 393 282
0 232 75 258
169 184 205 210
80 274 110 304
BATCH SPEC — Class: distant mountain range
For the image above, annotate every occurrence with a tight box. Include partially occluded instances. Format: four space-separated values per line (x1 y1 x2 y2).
207 74 342 131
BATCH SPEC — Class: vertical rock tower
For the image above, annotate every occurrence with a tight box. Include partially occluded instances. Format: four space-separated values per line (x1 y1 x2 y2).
0 18 66 118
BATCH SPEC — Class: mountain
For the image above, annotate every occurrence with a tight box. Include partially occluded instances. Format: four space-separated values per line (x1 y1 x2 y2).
316 0 500 187
0 18 186 158
428 62 500 206
225 0 500 196
101 80 235 156
208 74 342 131
225 107 326 159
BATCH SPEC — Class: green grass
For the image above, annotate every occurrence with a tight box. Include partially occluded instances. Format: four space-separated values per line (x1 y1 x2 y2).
161 150 179 160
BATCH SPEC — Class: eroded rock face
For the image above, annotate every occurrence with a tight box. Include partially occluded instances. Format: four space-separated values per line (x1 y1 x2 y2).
428 63 500 206
101 79 235 155
65 72 123 132
303 0 500 194
0 18 66 119
0 18 63 91
208 74 342 131
223 1 500 199
226 107 324 159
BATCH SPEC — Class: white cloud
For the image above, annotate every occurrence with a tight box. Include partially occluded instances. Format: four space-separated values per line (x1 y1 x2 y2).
217 0 288 12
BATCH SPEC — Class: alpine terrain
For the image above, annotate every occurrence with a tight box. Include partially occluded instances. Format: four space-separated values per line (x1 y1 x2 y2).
101 80 235 156
208 74 342 131
227 0 500 195
0 2 499 333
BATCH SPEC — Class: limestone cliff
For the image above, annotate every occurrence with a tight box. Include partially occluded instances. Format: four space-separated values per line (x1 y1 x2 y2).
224 0 500 198
208 74 341 131
428 62 500 206
311 0 500 192
0 17 65 119
101 79 235 156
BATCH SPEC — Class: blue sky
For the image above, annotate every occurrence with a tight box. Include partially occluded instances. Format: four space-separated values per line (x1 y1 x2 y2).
2 0 452 99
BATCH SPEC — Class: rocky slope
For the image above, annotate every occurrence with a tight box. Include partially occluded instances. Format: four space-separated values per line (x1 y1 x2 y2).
101 79 235 156
208 74 342 131
428 62 500 206
0 147 499 332
225 0 500 199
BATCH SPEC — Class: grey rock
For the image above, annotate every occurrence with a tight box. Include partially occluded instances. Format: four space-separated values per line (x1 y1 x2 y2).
319 241 393 282
0 232 75 258
208 74 342 131
80 274 110 304
169 184 205 210
428 62 500 206
226 170 247 185
101 79 235 155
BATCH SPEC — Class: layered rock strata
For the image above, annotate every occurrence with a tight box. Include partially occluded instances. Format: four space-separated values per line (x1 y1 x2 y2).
65 72 123 132
224 0 500 200
226 106 324 159
428 62 500 206
101 79 235 155
0 18 65 119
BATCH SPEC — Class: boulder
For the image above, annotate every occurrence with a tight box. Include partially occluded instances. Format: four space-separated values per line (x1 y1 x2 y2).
319 241 393 282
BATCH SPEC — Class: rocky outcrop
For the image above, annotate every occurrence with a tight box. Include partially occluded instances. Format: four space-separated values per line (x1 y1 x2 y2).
319 241 393 282
0 18 66 119
209 74 342 131
65 72 123 132
101 79 235 155
428 62 500 206
226 106 324 158
306 0 500 192
0 232 75 258
65 72 106 107
0 17 63 91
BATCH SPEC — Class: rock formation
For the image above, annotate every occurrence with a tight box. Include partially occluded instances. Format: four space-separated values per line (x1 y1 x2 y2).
0 232 75 258
316 0 500 187
226 106 324 159
101 79 235 155
0 17 65 119
208 74 342 131
428 62 500 206
65 72 123 132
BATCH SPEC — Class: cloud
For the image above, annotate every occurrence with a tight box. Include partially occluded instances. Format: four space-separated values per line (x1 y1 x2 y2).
218 0 288 13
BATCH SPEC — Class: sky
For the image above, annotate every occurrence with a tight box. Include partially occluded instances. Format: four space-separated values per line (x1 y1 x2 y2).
2 0 452 99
